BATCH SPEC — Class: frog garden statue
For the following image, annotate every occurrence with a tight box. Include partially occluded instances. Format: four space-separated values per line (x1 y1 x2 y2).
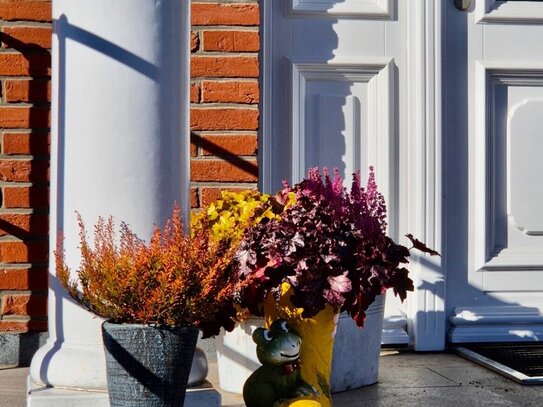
243 319 319 407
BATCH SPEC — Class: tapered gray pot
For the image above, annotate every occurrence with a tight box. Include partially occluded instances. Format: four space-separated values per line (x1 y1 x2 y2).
102 322 199 407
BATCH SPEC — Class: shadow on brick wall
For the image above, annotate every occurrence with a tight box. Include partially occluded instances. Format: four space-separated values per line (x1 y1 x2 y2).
0 31 50 365
191 132 259 177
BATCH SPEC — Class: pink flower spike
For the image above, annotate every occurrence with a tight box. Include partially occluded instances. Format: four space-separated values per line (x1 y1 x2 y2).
332 168 343 196
307 167 320 181
367 167 377 199
350 171 361 200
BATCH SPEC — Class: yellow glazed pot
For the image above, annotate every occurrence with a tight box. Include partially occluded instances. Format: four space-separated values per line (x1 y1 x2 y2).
262 284 339 407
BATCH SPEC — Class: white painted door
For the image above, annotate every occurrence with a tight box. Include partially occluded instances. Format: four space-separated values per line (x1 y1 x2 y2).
261 1 412 344
446 0 543 342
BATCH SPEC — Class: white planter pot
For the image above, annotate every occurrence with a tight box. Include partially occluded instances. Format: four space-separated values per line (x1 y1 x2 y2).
215 317 263 394
330 293 386 391
216 294 386 394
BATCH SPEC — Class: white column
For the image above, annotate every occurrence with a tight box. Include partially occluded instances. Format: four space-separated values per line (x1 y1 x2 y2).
30 0 191 390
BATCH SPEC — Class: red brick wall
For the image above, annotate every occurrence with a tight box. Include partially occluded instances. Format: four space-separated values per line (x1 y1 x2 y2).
0 0 261 334
190 1 260 207
0 0 51 333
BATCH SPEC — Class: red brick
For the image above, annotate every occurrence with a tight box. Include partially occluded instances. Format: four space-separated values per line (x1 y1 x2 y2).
203 30 259 52
190 187 199 209
2 294 47 317
191 56 258 78
192 3 259 26
0 241 48 263
0 320 47 333
3 185 49 208
4 79 51 103
190 82 200 103
0 213 48 236
0 53 51 76
0 268 48 290
0 106 50 129
2 26 52 49
200 134 257 156
190 133 198 157
0 160 49 182
191 160 258 182
191 108 258 131
191 31 199 52
0 0 51 22
202 81 259 104
2 132 50 155
200 187 254 207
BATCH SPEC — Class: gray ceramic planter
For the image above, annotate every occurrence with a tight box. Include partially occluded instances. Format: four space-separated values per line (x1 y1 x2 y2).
102 322 199 407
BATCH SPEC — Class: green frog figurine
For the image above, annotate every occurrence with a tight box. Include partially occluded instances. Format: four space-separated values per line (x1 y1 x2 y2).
243 319 318 407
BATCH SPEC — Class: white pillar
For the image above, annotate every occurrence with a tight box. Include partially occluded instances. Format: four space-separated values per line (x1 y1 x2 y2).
30 0 191 390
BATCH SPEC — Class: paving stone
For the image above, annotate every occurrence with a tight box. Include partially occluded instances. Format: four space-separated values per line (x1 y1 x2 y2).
332 385 518 407
0 366 29 407
430 364 543 406
377 365 457 388
380 350 469 368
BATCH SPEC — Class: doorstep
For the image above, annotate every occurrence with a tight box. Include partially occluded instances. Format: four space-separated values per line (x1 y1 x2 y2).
27 375 221 407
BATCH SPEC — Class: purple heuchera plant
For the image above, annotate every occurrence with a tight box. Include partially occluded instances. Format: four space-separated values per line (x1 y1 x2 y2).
235 167 439 327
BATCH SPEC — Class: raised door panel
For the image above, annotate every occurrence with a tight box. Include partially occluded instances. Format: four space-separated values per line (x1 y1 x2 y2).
290 0 393 18
471 64 543 298
289 60 393 198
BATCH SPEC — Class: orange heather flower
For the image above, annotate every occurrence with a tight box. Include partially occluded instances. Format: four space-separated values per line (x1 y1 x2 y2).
56 204 248 337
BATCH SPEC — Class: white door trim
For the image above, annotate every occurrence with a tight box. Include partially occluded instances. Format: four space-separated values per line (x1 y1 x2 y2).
404 0 445 351
260 0 273 194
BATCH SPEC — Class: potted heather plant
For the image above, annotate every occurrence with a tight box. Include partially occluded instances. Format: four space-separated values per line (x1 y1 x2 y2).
56 205 245 407
233 167 438 407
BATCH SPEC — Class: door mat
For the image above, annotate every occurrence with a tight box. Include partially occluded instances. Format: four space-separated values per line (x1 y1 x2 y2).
454 343 543 385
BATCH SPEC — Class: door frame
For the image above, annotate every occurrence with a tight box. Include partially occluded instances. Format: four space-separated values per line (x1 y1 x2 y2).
403 0 445 351
259 0 446 351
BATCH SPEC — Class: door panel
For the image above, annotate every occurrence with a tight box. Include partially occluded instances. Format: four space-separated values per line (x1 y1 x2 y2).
447 1 543 342
472 64 543 294
289 60 393 189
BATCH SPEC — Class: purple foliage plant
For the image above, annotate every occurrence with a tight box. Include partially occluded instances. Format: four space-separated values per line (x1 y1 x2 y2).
235 167 439 327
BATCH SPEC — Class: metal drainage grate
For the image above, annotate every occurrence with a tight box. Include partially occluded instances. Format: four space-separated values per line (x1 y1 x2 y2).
455 343 543 385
